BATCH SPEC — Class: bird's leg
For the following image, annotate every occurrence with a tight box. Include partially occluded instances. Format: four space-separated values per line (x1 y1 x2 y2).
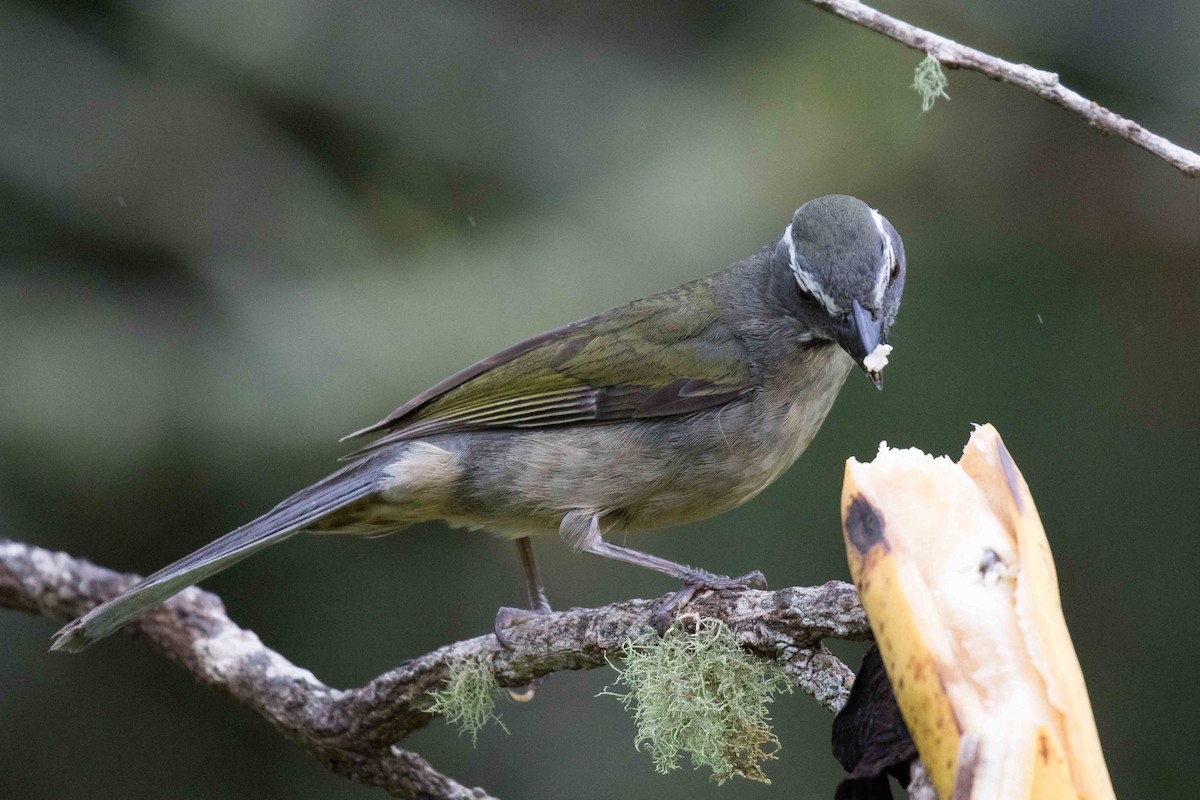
518 536 553 616
494 537 555 699
583 537 766 631
586 538 767 589
492 542 552 633
494 537 554 643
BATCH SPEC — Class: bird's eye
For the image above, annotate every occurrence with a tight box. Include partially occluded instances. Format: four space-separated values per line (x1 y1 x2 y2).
888 257 901 285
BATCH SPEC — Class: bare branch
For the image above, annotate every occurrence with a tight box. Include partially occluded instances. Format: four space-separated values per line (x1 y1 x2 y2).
804 0 1200 178
0 539 496 799
0 538 870 798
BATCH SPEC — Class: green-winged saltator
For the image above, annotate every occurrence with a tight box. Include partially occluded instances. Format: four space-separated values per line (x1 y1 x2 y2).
53 194 906 652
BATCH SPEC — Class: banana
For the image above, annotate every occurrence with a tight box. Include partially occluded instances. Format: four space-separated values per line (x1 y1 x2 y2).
841 425 1115 800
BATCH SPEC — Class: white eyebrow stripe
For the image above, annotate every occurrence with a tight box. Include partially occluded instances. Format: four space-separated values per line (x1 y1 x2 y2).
870 209 895 308
783 222 844 315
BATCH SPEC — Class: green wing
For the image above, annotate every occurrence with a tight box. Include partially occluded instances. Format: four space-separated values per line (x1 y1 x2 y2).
342 279 752 455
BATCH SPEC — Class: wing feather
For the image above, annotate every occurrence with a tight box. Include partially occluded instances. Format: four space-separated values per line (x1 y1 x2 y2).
342 278 751 456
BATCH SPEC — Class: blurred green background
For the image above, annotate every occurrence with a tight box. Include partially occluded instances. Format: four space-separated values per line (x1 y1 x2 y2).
2 1 1197 797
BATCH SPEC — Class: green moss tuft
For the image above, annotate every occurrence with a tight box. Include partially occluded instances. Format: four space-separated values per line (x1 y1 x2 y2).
426 655 509 745
602 615 793 784
912 54 951 111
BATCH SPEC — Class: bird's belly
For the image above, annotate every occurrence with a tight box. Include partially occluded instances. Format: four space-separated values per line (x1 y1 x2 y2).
436 358 853 536
443 431 771 537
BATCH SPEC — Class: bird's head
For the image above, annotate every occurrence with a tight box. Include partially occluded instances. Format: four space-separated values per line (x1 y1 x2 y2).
773 194 906 388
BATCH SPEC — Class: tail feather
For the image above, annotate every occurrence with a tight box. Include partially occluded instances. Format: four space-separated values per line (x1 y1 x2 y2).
51 457 382 653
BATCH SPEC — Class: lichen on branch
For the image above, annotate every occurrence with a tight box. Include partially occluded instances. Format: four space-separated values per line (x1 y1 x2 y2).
601 614 794 784
426 655 509 744
0 539 868 798
912 54 951 112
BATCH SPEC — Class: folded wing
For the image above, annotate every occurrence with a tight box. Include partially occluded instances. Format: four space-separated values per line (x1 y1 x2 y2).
343 279 752 455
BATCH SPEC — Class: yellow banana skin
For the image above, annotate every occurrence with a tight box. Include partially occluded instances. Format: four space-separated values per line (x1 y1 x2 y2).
841 425 1115 800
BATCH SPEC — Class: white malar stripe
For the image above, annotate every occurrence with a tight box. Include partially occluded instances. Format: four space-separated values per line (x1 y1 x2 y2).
870 208 896 308
783 222 844 315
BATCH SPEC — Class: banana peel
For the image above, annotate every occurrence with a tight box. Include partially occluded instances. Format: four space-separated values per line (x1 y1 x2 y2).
840 424 1115 800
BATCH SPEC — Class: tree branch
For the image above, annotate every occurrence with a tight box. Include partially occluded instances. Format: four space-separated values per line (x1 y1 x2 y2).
0 538 870 799
804 0 1200 177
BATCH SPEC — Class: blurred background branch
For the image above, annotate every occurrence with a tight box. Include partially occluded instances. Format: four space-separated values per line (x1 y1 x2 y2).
806 0 1200 176
0 538 869 798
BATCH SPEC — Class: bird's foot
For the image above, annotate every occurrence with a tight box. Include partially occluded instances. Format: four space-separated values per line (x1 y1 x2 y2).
650 568 768 633
679 567 768 591
494 603 553 701
494 604 551 648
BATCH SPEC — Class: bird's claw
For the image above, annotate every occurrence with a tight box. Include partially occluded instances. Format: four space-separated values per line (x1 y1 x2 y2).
494 603 553 701
675 566 768 591
494 605 549 649
649 568 769 633
703 569 767 590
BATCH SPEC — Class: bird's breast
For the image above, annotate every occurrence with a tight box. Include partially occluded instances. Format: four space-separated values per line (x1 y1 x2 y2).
747 343 856 490
609 343 855 529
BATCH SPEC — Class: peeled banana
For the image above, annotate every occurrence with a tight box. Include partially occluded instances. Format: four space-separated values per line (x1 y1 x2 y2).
840 424 1115 800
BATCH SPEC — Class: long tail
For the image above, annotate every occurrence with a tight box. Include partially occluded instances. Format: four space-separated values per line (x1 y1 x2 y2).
51 456 383 653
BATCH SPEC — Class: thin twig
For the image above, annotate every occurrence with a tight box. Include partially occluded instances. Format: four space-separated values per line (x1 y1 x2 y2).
804 0 1200 177
0 538 869 799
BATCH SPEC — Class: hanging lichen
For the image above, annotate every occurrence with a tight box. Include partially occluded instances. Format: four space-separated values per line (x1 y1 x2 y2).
601 615 793 784
426 654 509 745
913 53 951 111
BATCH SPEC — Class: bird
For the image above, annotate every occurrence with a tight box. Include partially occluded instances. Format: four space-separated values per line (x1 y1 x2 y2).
51 194 906 653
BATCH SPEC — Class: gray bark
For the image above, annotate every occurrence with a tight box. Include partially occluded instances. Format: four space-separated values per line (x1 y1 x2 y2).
0 538 871 798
